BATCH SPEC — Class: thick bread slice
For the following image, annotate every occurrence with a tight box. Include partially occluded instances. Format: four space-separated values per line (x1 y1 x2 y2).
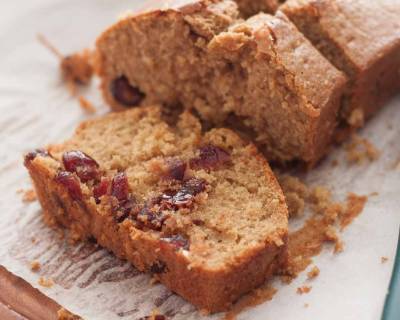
95 0 346 166
24 106 288 312
281 0 400 128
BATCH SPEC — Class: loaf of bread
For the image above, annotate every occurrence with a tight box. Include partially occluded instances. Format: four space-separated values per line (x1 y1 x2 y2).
24 106 288 312
95 0 346 165
281 0 400 128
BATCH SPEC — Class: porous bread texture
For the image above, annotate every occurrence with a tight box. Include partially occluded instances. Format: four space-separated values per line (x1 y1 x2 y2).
234 0 282 17
96 0 346 165
281 0 400 128
25 106 288 312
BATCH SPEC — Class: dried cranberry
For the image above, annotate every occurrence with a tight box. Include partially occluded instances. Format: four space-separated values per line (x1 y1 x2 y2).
137 205 167 231
165 158 186 181
160 178 206 210
114 197 139 223
149 260 167 274
111 172 130 201
189 145 230 171
161 234 190 250
55 171 82 201
62 150 100 183
24 149 50 165
93 178 110 204
110 76 145 107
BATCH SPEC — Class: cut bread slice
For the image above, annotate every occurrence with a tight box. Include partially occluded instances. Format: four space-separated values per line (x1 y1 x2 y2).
95 0 346 165
281 0 400 128
24 106 288 312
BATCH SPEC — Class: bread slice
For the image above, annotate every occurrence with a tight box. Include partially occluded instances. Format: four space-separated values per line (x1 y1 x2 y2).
281 0 400 128
234 0 282 17
95 0 346 166
24 106 288 312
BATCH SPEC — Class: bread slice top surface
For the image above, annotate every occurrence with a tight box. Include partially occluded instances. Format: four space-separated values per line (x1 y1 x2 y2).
282 0 400 72
30 106 287 270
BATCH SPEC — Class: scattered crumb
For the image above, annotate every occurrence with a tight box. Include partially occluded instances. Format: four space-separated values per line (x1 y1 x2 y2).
277 175 308 217
340 193 368 230
297 286 312 295
21 189 37 203
369 192 379 197
331 159 338 167
381 257 389 264
224 283 277 320
307 266 320 280
345 134 380 164
304 303 309 308
16 188 24 194
394 159 400 171
31 237 37 244
38 277 54 288
347 108 364 128
37 34 94 95
78 96 96 114
57 308 82 320
30 261 41 272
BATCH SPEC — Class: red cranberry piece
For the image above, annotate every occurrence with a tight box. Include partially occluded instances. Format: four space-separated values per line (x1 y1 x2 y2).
165 158 186 181
160 178 206 210
114 197 139 223
55 171 82 201
111 172 130 201
110 76 145 107
190 145 230 171
93 178 110 204
24 149 50 165
137 205 167 231
161 234 190 250
62 150 100 183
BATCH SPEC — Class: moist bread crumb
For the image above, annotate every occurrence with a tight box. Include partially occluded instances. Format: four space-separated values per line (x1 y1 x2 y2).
307 266 320 279
30 261 41 272
95 0 346 165
297 286 312 294
345 135 380 164
339 193 368 230
24 105 288 312
21 189 37 203
78 96 97 114
38 277 54 288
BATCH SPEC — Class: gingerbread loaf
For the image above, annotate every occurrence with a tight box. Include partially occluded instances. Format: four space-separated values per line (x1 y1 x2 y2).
95 0 346 165
281 0 400 128
24 106 288 312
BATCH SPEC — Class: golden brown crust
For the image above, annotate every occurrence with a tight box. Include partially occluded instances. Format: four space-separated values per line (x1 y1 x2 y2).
24 107 288 312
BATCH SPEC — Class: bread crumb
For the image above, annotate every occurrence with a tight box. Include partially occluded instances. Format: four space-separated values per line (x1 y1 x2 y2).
30 261 41 272
57 308 82 320
304 303 309 308
307 266 320 279
347 108 364 127
78 96 96 114
340 193 367 230
297 286 312 294
381 257 389 264
345 134 380 164
22 189 37 203
38 277 54 288
37 34 93 95
277 175 308 217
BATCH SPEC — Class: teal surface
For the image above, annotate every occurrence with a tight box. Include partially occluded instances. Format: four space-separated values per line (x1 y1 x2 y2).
382 232 400 320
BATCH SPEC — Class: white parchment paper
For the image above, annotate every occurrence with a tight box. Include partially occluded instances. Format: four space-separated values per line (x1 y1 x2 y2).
0 1 399 319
